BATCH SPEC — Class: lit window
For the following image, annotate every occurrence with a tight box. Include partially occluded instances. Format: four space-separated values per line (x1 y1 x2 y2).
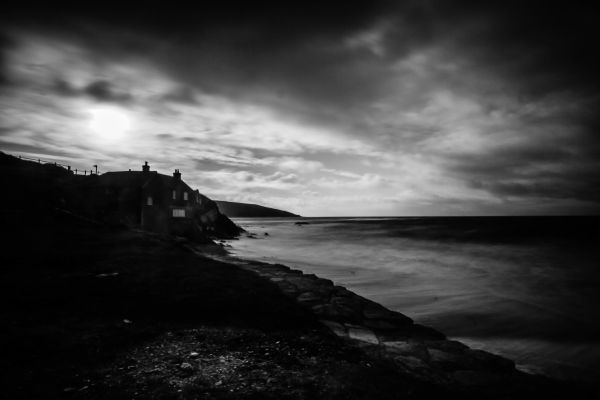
172 190 176 200
147 196 153 206
184 192 188 201
172 209 185 218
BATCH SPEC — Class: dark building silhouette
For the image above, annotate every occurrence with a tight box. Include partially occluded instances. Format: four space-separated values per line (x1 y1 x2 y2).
96 162 226 238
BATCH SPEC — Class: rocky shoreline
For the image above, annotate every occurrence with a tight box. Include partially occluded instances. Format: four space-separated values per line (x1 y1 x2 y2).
191 248 549 390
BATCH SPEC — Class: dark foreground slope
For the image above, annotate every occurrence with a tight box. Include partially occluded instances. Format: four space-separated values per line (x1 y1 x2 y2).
216 200 300 218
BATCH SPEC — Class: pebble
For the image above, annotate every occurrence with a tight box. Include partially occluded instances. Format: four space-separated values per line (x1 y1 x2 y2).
180 362 194 371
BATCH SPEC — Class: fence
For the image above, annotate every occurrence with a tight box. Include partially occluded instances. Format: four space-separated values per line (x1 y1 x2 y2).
14 153 100 175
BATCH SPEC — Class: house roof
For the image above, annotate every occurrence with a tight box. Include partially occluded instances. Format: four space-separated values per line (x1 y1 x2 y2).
99 171 194 192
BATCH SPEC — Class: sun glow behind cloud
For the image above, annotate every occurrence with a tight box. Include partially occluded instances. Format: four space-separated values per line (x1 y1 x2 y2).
88 106 133 142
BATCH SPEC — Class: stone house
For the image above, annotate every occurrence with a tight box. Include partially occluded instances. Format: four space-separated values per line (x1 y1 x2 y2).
96 162 220 237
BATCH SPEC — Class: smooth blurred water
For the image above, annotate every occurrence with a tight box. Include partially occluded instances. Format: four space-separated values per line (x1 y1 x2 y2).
226 217 600 381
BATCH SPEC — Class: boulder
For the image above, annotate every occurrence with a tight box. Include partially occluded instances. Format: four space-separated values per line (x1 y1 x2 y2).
363 305 413 325
345 325 379 344
408 324 446 340
320 319 347 337
383 341 430 361
312 304 361 322
296 291 324 306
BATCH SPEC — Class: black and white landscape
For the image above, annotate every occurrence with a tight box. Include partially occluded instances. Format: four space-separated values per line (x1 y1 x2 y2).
1 1 599 399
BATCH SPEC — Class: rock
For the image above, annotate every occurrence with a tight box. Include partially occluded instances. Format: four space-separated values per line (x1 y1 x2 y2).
296 291 324 305
275 281 300 296
320 320 347 337
362 306 412 325
96 272 119 278
394 355 430 370
286 277 327 292
428 348 478 371
264 232 269 236
345 325 379 344
409 324 446 340
189 352 199 358
333 286 353 297
384 341 430 360
331 295 363 309
363 319 399 330
312 304 360 322
424 340 469 353
315 278 334 287
179 362 194 376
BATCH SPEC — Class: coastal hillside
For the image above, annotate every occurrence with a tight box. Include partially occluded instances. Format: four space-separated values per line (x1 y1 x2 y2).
215 200 300 218
0 152 241 240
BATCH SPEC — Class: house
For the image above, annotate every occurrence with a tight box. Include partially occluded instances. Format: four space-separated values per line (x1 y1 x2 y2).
95 162 227 238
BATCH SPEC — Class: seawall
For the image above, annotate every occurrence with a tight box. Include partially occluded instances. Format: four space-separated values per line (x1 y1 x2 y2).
191 247 533 388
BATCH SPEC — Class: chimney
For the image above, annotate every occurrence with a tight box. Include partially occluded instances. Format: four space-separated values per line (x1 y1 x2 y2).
142 161 150 172
173 169 181 180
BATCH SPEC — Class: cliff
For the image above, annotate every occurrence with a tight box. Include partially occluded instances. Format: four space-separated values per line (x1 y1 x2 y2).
215 200 300 218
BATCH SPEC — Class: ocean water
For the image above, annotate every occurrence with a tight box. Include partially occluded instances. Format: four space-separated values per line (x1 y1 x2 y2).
226 217 600 381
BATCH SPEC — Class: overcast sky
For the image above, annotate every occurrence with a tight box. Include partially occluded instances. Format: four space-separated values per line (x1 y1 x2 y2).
1 1 599 216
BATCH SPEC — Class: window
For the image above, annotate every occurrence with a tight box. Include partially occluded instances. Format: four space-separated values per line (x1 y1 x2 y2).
146 196 153 206
184 191 188 201
172 190 177 200
172 209 185 218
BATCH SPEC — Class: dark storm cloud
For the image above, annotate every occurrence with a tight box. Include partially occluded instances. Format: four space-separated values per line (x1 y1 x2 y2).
2 1 598 108
448 145 600 202
83 80 132 103
54 79 132 103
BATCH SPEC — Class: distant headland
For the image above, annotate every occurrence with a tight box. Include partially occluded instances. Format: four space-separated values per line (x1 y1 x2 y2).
215 200 300 218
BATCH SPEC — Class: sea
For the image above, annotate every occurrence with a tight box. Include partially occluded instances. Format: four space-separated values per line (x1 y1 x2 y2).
225 216 600 382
